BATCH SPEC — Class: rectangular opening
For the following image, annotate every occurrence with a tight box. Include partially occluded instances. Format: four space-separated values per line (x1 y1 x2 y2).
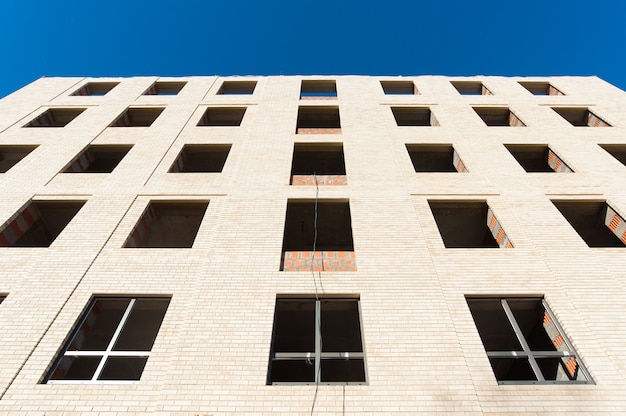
300 80 337 99
405 144 464 172
599 144 626 167
0 200 86 247
64 145 132 173
428 201 500 248
473 107 525 127
380 81 417 95
391 107 438 126
71 82 119 96
519 82 564 96
24 108 86 128
551 200 625 247
290 143 346 185
143 82 186 95
0 146 37 173
110 107 164 127
296 107 341 134
168 144 231 173
124 201 209 248
552 107 610 127
504 145 572 173
197 107 246 126
451 81 492 95
217 81 256 95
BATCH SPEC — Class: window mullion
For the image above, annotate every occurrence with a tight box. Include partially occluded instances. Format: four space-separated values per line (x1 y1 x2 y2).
501 299 545 382
315 300 321 383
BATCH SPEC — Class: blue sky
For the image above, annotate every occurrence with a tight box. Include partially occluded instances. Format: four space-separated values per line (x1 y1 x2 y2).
1 0 625 98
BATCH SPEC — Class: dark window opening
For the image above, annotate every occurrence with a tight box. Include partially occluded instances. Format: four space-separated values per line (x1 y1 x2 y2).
143 82 186 95
0 146 37 173
0 200 86 247
110 108 164 127
552 107 610 127
169 144 231 173
599 144 626 167
505 145 572 173
71 82 119 96
197 107 246 126
391 107 438 126
300 80 337 99
428 201 499 248
24 108 86 128
290 143 346 184
45 297 170 383
552 200 625 247
267 297 366 385
296 107 341 133
217 81 256 95
125 201 209 248
519 82 564 96
451 81 492 95
64 145 132 173
380 81 417 95
406 144 461 172
466 297 590 384
473 107 525 127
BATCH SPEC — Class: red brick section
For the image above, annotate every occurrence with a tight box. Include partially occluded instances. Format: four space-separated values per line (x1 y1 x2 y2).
543 311 579 379
296 128 341 134
481 85 493 95
282 251 357 271
487 208 514 248
0 203 40 246
29 111 55 127
547 150 573 173
587 112 610 127
549 85 565 96
508 112 526 127
291 175 347 185
604 205 626 245
452 150 468 173
66 150 94 173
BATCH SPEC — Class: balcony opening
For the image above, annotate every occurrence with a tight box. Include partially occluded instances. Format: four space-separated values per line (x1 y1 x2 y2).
0 200 86 247
169 144 231 173
451 81 492 95
504 145 572 173
281 200 355 271
391 107 438 126
381 81 417 95
110 108 164 127
71 82 119 96
519 82 564 96
143 82 186 95
473 107 525 127
405 144 467 172
64 145 132 173
300 80 337 99
217 81 256 95
599 144 626 167
552 107 610 127
197 107 246 126
290 143 346 185
296 107 341 134
125 201 209 248
0 146 37 173
552 200 625 247
24 108 86 128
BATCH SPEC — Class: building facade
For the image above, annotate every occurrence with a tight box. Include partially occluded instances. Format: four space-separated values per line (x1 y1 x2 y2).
0 75 625 414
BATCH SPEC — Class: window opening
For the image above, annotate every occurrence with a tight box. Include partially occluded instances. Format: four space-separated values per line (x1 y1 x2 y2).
0 146 37 173
428 201 513 248
45 296 170 383
552 107 610 127
110 108 164 127
124 201 208 248
406 144 467 172
599 144 626 167
451 81 492 95
296 107 341 134
281 200 356 271
466 297 591 384
0 200 86 247
64 145 132 173
300 80 337 99
290 143 346 185
391 107 439 126
217 81 256 95
143 82 186 95
504 145 572 173
268 297 366 385
197 107 246 126
169 144 231 173
552 200 626 247
519 82 564 96
380 81 417 95
24 108 86 128
71 82 119 96
473 107 525 127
